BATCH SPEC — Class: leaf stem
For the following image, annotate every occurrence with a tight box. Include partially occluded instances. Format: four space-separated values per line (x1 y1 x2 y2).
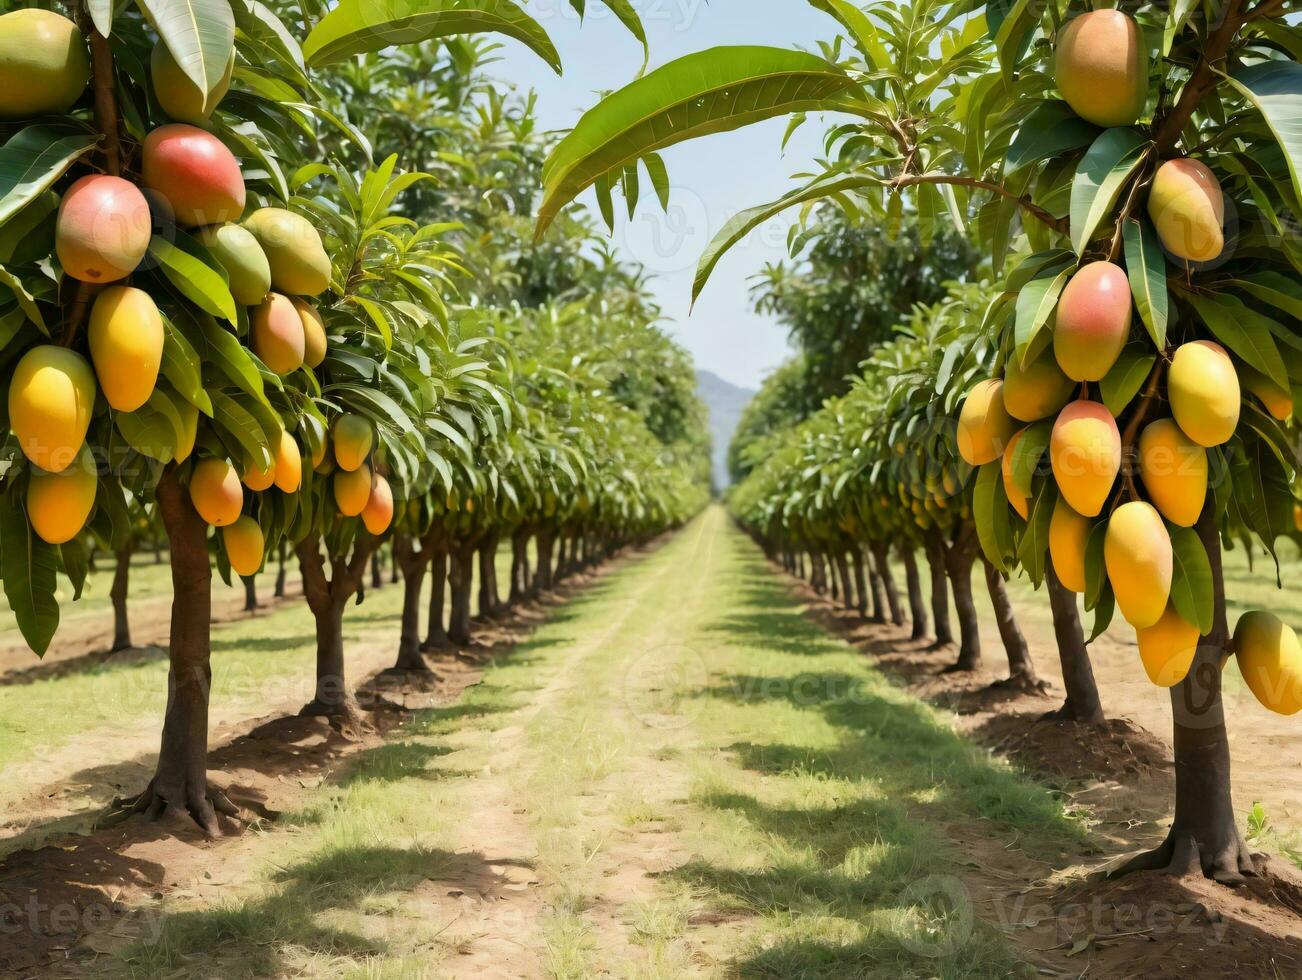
889 173 1069 235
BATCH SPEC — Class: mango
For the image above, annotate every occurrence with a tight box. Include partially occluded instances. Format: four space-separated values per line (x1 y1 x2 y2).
1295 502 1302 534
1001 430 1030 519
312 437 331 473
242 452 275 492
1050 400 1120 517
293 298 328 368
151 40 234 124
1004 351 1076 423
1053 10 1148 127
196 223 270 305
1240 364 1292 421
334 463 372 517
141 124 245 227
1049 498 1090 593
27 448 97 545
242 208 331 296
56 175 151 283
362 474 394 534
1233 611 1302 715
174 400 198 462
1147 158 1224 263
0 9 89 118
252 293 305 374
333 414 373 472
1168 340 1239 447
10 346 96 473
1138 418 1207 527
1136 605 1201 688
223 515 265 577
274 430 302 493
1054 261 1132 382
1105 501 1172 629
88 286 164 412
189 457 243 527
957 379 1018 466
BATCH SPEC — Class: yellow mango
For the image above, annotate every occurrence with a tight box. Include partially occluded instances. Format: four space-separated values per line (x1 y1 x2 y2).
1105 501 1172 629
1233 610 1302 715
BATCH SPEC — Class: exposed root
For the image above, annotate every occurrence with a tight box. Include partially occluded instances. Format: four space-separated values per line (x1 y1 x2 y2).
98 781 245 838
1108 832 1265 885
988 672 1051 695
300 697 372 736
939 657 979 675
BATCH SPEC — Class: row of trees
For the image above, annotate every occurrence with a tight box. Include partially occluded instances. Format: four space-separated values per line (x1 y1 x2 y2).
0 0 706 834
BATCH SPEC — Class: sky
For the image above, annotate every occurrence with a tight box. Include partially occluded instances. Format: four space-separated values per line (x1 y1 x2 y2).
488 0 840 391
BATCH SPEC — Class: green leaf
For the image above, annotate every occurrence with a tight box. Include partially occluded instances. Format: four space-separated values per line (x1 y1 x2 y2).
1070 128 1148 255
1226 61 1302 205
1008 419 1052 497
0 263 47 334
1183 291 1289 392
1084 519 1108 611
1099 347 1156 416
149 236 238 323
1006 101 1099 175
193 313 269 406
1122 218 1168 348
303 0 560 71
807 0 888 68
0 125 98 229
1014 266 1070 362
116 388 184 461
1168 526 1213 635
138 0 236 96
1 495 60 656
161 314 213 415
1088 585 1115 642
1018 479 1057 587
593 0 646 59
973 461 1014 570
61 536 89 601
1232 271 1302 321
642 153 670 210
537 47 857 237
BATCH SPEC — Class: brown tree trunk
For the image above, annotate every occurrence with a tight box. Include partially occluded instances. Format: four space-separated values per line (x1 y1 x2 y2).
865 548 886 623
371 549 384 590
900 544 929 641
851 548 869 617
983 559 1045 692
942 528 982 672
810 551 828 594
1045 566 1106 724
925 531 954 647
834 552 854 610
448 540 476 646
423 541 449 650
871 542 905 626
296 534 373 730
388 534 431 674
477 532 501 618
242 575 258 612
509 528 531 606
535 528 556 593
274 540 287 598
110 543 133 652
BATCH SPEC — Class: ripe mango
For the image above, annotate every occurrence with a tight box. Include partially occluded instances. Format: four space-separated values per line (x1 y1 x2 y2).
1147 158 1224 263
1054 261 1132 382
27 448 97 544
151 40 233 124
362 474 394 534
334 463 373 517
1138 418 1207 527
10 346 96 473
1136 605 1200 687
957 379 1018 466
1105 501 1172 629
252 293 305 374
1050 400 1120 517
242 452 275 492
0 9 89 118
1233 610 1302 715
56 175 151 283
189 457 243 526
1053 10 1149 127
1049 498 1090 593
274 430 302 493
1168 340 1239 447
88 286 164 412
174 400 198 462
293 298 328 368
333 414 373 472
1240 364 1292 421
1003 351 1075 422
242 208 331 296
223 515 265 577
196 223 270 306
142 124 245 227
1001 430 1030 519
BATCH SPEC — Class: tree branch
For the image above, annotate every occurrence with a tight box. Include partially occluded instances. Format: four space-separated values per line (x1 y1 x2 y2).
889 173 1069 235
1151 0 1251 154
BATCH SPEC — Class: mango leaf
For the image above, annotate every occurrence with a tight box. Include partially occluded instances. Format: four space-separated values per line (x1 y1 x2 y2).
61 536 89 601
1006 101 1099 175
1088 585 1115 643
1168 526 1213 635
116 388 184 461
138 0 236 96
1226 61 1302 204
808 0 889 68
1018 479 1057 587
304 0 559 71
973 461 1014 569
1122 218 1168 348
1014 265 1070 363
1232 270 1302 321
192 313 270 406
1008 418 1052 497
0 125 98 229
592 0 646 59
1099 347 1156 416
161 314 213 415
1 495 60 656
149 236 238 323
1070 128 1148 255
537 47 858 237
0 264 47 334
1083 519 1108 611
1183 291 1289 392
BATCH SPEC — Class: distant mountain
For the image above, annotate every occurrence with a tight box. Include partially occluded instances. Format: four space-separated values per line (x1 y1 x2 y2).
696 370 755 491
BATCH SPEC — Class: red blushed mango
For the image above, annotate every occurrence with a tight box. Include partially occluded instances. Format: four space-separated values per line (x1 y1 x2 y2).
1050 400 1120 517
362 474 394 534
1054 261 1132 382
1148 158 1224 263
141 124 245 227
252 293 305 374
56 175 151 283
1054 10 1149 127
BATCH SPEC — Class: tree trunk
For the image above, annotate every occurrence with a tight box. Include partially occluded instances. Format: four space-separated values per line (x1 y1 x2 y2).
242 575 258 612
865 548 886 623
296 534 372 730
871 542 905 626
477 533 501 618
371 550 384 590
925 532 954 647
423 541 449 650
535 528 556 593
1045 566 1105 724
110 543 133 652
448 541 476 646
509 528 531 606
274 540 287 598
388 535 431 674
943 531 982 672
810 551 827 594
983 558 1044 691
900 545 929 641
834 552 855 608
851 548 869 617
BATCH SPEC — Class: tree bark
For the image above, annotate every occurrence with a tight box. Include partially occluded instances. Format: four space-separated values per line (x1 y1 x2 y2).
242 575 258 612
983 559 1045 691
423 541 449 650
851 548 869 617
509 528 531 606
1045 566 1105 724
371 549 384 590
274 540 287 598
110 543 133 652
448 540 476 646
296 533 373 730
535 528 556 594
865 548 886 623
942 529 982 672
477 532 501 618
925 531 953 647
810 551 827 594
871 542 905 626
900 544 929 641
834 552 854 610
388 534 431 674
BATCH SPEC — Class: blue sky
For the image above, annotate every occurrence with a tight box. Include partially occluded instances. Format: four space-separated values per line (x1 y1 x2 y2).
489 0 839 390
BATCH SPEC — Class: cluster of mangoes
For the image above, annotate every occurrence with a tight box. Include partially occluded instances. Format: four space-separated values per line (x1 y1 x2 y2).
0 9 392 576
957 9 1299 714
